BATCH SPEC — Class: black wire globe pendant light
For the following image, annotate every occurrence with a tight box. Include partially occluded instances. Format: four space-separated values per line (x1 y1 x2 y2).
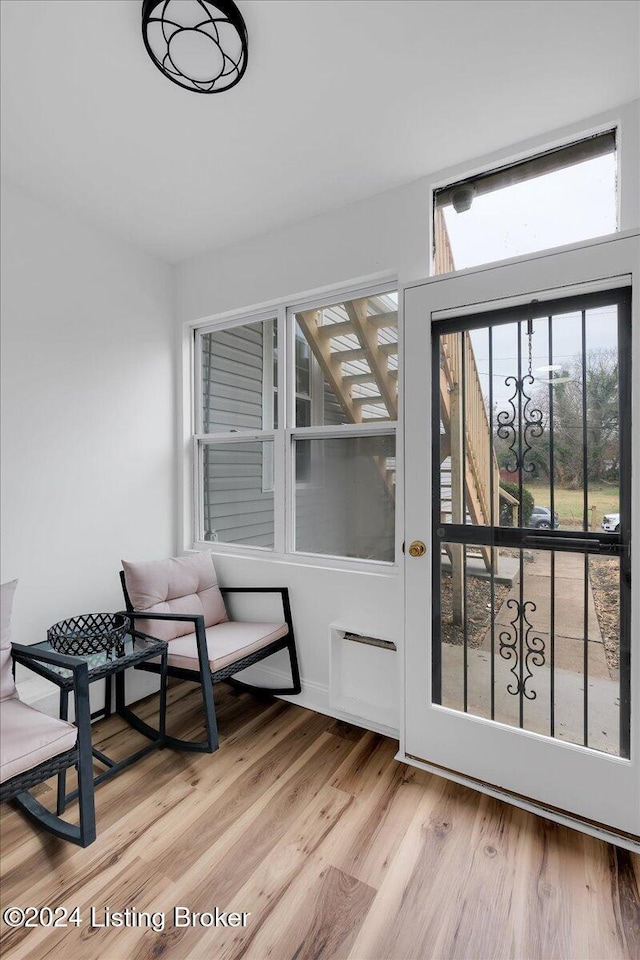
142 0 248 94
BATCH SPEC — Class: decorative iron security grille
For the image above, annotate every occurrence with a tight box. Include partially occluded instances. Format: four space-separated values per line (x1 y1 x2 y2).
432 288 631 757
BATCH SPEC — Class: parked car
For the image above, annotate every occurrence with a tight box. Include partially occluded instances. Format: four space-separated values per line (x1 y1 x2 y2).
602 513 620 532
529 505 559 529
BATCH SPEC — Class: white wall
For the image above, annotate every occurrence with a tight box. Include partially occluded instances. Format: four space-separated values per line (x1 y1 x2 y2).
176 180 431 736
0 182 175 704
221 558 401 735
178 178 428 322
175 101 640 738
3 102 636 735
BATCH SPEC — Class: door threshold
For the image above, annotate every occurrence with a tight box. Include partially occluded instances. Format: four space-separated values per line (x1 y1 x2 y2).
398 750 640 853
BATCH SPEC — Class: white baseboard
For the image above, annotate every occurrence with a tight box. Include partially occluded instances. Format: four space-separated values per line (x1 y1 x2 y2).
237 662 400 740
18 664 400 740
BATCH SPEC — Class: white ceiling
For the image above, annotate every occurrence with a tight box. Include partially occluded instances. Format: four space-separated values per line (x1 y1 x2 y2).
1 0 639 264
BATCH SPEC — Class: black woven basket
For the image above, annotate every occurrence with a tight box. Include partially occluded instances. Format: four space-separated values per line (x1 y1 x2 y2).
47 613 128 657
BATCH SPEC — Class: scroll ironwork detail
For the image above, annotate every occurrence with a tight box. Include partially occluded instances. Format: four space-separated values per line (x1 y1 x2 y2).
498 597 546 700
496 373 544 475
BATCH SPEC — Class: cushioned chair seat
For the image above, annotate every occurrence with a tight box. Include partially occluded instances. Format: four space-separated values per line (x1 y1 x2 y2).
120 554 301 754
0 698 77 784
151 621 289 673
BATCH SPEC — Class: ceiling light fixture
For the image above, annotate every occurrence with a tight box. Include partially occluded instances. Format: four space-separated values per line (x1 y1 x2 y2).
142 0 248 94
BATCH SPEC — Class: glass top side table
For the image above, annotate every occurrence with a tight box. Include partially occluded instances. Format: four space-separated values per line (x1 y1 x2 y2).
16 631 168 815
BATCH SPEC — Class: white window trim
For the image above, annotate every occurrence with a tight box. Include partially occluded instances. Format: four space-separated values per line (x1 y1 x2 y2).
285 424 398 558
261 317 276 493
194 310 280 548
187 278 401 570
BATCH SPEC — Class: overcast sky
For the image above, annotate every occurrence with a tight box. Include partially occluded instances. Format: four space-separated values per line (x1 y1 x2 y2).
441 154 618 406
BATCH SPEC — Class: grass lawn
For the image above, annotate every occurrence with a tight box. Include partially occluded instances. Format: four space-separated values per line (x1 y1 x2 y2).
526 481 619 528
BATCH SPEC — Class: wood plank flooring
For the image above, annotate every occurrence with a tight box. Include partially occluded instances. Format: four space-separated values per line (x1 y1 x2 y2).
1 681 638 960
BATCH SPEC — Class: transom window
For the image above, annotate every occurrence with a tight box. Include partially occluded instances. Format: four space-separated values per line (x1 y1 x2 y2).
433 129 617 274
194 285 399 564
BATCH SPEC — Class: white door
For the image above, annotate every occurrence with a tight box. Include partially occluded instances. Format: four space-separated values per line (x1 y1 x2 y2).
403 234 639 840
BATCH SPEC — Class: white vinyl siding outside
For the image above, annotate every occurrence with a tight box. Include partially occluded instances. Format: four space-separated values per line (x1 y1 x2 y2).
199 320 276 548
202 323 264 433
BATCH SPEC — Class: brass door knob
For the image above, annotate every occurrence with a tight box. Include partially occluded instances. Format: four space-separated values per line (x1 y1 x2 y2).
408 540 426 557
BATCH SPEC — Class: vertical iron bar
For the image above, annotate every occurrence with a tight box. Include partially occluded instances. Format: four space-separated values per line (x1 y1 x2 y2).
617 291 632 759
461 332 468 713
489 327 495 721
517 321 523 529
517 322 524 727
463 543 468 713
432 335 443 705
581 309 589 748
548 315 555 739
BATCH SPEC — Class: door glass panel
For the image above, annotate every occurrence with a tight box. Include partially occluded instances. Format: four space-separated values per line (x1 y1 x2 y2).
438 304 621 533
437 543 625 756
433 289 630 759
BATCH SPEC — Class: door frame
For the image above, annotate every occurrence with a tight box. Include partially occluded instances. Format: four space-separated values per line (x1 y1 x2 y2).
399 232 640 849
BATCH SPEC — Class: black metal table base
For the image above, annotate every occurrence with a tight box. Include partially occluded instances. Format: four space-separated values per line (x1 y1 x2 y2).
57 650 168 815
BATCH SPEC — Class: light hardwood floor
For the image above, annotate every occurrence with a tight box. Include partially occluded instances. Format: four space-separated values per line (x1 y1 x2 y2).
1 681 639 960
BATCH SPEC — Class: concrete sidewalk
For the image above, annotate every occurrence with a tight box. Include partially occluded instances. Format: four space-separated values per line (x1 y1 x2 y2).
441 551 619 754
441 644 620 754
482 550 610 678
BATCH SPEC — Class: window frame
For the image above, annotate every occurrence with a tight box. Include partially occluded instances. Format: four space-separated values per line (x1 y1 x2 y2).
285 285 399 561
429 118 624 278
194 309 283 552
190 278 401 570
286 424 398 563
261 317 276 493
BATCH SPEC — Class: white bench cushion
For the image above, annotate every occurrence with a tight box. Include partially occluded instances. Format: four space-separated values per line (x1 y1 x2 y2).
154 620 289 673
0 699 77 784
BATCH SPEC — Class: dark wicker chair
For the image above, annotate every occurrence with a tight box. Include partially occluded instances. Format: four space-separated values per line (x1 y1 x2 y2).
0 581 95 847
118 553 301 753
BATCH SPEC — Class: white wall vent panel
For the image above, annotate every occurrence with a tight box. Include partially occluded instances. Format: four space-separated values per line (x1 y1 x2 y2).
329 623 399 732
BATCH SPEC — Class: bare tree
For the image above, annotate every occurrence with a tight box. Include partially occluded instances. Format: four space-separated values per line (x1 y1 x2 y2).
494 349 618 487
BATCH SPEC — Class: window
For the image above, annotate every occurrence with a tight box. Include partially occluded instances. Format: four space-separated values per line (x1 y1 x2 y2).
294 434 396 561
293 291 398 426
198 317 277 548
194 285 399 564
291 290 398 562
433 130 617 274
